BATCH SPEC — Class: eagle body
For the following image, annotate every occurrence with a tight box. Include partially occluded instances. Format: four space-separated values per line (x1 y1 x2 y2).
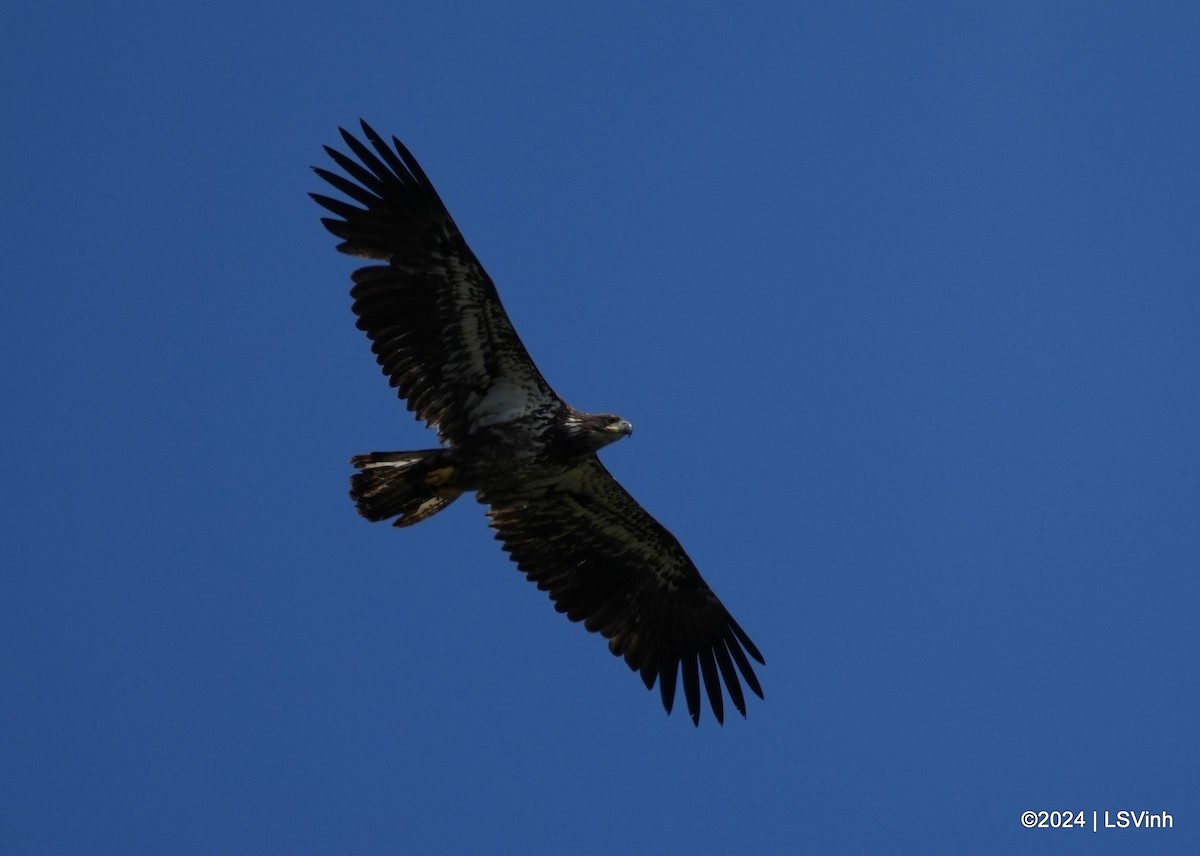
313 122 764 724
353 407 631 520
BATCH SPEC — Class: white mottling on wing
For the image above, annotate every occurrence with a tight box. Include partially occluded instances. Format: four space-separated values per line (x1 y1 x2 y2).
469 379 536 428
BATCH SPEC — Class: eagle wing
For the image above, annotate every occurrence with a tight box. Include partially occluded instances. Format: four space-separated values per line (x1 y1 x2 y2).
311 122 559 443
482 457 765 725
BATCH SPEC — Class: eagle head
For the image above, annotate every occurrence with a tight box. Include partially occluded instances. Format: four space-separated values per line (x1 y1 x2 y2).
566 411 634 452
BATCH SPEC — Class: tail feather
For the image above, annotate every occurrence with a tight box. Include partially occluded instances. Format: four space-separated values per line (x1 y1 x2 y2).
350 450 463 527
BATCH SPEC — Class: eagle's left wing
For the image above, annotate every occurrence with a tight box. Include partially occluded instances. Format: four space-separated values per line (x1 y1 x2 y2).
482 458 764 725
311 122 561 444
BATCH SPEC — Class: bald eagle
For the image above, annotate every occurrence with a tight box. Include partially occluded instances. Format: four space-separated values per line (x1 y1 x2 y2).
312 122 763 724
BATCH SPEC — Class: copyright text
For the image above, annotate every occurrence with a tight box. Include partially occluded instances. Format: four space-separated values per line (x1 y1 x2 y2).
1020 810 1173 832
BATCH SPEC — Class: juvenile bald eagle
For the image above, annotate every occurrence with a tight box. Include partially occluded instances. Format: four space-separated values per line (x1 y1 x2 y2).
312 122 763 724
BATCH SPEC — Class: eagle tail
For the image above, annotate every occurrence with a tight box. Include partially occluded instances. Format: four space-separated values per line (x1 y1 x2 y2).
349 450 463 527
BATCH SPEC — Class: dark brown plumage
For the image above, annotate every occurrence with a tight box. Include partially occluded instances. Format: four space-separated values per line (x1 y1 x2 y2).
312 121 763 724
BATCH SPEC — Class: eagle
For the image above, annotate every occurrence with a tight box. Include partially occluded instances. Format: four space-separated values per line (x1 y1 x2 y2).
312 122 764 724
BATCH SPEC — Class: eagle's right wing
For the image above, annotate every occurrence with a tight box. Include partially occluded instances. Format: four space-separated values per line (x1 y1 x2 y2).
482 457 765 725
312 122 560 444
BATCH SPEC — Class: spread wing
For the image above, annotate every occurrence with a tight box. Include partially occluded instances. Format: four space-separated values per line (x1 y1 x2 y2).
482 458 765 725
311 121 559 443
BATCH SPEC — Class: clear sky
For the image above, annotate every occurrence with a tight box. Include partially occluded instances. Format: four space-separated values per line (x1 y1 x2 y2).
3 2 1197 854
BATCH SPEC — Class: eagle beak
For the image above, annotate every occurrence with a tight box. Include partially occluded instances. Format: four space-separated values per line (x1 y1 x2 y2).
612 419 634 437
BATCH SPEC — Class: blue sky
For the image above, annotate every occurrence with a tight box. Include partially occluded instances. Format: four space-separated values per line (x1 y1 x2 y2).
3 2 1197 853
